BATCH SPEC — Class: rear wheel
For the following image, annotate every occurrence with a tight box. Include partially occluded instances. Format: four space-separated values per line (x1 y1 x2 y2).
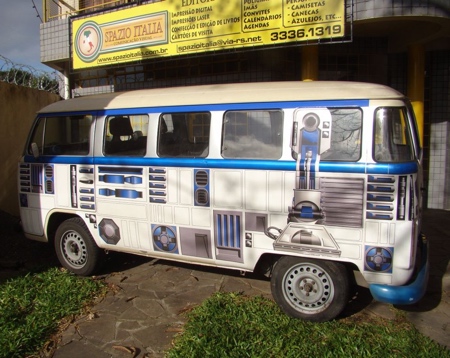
54 217 103 276
271 256 350 322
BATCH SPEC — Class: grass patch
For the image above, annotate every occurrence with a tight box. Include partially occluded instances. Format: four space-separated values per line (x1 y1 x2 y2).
168 292 450 358
0 267 106 358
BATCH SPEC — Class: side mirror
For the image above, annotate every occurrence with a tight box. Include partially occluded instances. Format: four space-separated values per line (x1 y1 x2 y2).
31 142 40 159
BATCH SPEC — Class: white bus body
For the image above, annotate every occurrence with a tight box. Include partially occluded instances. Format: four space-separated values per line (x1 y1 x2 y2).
18 82 428 321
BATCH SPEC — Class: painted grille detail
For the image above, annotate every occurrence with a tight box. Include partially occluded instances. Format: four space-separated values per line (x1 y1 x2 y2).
194 169 209 206
214 211 243 262
320 177 364 228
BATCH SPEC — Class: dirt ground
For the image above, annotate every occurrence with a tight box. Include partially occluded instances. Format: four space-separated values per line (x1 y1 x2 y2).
0 210 59 284
0 210 149 284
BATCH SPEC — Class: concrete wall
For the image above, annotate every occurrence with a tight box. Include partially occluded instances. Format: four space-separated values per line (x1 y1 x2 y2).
0 82 60 216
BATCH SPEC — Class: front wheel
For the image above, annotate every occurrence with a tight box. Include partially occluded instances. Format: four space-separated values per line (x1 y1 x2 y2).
54 217 103 276
271 256 350 322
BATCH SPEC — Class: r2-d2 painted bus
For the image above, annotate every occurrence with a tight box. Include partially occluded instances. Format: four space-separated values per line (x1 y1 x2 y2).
18 82 428 322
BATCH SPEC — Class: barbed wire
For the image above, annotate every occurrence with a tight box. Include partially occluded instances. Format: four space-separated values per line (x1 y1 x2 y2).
0 55 63 95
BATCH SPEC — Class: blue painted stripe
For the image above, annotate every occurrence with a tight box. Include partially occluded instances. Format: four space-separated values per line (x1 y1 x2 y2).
23 155 418 174
24 155 95 165
39 99 370 117
319 162 366 173
366 162 418 174
94 157 296 170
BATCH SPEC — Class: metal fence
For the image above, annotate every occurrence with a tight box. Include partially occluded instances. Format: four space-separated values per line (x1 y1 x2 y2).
0 55 62 95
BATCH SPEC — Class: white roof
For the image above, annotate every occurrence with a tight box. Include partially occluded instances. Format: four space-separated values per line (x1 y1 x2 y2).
39 81 405 113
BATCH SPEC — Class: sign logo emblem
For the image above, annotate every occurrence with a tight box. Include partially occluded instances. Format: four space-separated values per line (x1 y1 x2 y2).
75 21 102 62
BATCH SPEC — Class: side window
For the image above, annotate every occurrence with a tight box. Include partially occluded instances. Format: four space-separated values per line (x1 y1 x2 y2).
320 108 362 161
27 117 45 155
104 115 148 156
28 115 92 156
374 107 414 162
158 112 210 157
222 110 283 159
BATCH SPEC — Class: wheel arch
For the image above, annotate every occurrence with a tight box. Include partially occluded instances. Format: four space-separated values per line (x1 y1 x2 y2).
46 212 81 245
254 253 283 277
256 252 360 281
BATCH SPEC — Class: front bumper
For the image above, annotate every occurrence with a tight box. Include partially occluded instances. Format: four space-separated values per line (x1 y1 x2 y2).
368 235 429 305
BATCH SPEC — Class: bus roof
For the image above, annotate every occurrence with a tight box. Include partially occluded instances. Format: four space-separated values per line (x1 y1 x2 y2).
39 81 405 114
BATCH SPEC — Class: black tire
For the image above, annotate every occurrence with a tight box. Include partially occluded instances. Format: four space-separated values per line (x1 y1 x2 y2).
54 217 103 276
271 256 350 322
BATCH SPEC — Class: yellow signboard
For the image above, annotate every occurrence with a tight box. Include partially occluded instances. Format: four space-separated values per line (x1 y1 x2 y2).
72 0 346 69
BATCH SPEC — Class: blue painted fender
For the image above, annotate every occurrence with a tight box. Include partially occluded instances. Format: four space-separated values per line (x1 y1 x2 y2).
369 236 429 305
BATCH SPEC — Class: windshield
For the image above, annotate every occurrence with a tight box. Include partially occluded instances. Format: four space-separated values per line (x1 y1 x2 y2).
373 107 415 162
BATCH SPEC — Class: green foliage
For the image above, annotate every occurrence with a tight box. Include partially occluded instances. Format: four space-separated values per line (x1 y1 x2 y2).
168 292 450 358
0 267 106 358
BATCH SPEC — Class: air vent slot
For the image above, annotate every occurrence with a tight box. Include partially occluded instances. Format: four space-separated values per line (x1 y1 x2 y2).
195 188 209 205
149 167 167 204
366 175 397 221
195 170 208 186
46 180 54 193
44 164 54 194
45 165 54 178
194 169 210 207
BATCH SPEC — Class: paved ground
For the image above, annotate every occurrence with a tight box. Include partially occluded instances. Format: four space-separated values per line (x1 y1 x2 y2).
1 209 449 357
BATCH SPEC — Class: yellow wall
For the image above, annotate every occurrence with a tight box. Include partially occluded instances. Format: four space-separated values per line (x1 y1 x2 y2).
0 82 60 216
